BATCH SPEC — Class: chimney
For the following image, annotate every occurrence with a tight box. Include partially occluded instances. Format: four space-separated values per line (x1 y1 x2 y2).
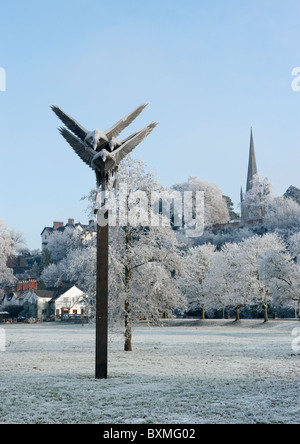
68 218 75 226
28 279 38 290
53 221 64 230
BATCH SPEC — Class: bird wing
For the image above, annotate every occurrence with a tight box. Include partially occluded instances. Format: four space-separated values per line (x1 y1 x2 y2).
104 103 149 140
51 105 89 141
58 127 96 169
105 122 158 173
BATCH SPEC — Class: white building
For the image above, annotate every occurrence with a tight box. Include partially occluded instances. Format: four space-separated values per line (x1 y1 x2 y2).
49 285 88 319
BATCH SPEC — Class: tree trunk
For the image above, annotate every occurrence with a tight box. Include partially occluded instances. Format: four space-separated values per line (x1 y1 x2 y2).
235 307 240 321
222 306 225 320
201 304 205 320
124 297 132 352
124 220 132 352
263 304 269 323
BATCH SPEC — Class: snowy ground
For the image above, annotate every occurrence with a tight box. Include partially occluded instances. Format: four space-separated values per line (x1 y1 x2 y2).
0 319 299 424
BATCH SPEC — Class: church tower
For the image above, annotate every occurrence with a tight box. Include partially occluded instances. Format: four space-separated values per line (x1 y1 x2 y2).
241 128 258 222
246 128 258 192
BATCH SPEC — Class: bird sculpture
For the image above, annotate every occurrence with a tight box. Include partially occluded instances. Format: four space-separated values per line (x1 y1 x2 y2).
51 104 158 190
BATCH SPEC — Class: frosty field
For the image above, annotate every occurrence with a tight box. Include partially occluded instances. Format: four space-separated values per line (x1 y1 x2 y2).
0 320 299 424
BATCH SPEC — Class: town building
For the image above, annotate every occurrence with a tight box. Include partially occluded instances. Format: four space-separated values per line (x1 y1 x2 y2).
1 285 88 322
41 218 96 250
6 255 29 275
49 285 87 320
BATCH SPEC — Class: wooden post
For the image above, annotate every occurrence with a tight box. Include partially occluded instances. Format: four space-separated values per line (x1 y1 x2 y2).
95 213 109 379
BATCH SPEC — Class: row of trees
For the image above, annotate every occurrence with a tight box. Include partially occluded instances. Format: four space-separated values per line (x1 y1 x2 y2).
183 174 300 321
181 233 300 322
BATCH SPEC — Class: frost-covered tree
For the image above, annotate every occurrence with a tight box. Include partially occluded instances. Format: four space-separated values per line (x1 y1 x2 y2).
202 242 248 320
46 226 85 263
10 230 25 254
179 244 215 318
171 176 229 227
202 250 232 318
0 219 15 286
238 234 287 322
259 247 300 320
265 197 300 230
242 174 273 219
114 223 186 350
217 242 249 320
106 157 186 351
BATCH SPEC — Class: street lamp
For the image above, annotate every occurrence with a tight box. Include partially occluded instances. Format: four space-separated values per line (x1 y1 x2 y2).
51 104 158 379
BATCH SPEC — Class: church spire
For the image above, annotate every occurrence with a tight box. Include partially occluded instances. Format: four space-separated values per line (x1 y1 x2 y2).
246 127 257 192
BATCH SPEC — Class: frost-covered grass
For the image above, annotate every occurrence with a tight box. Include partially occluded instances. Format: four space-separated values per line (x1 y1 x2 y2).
0 319 299 424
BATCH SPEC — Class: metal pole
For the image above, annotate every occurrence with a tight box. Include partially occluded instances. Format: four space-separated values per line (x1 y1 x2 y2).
51 103 157 379
95 212 109 379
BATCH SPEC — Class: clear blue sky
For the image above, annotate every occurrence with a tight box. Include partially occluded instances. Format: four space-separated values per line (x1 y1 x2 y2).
1 0 300 250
